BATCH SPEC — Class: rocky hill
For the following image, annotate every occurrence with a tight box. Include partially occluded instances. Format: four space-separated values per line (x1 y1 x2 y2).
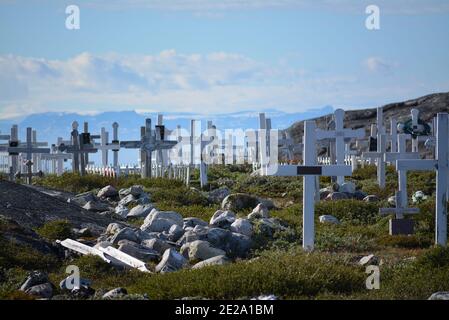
0 180 112 229
286 92 449 143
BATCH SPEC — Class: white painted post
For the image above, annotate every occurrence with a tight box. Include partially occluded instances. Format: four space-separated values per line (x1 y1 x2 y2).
390 118 398 153
112 122 119 169
435 113 448 246
303 120 316 251
397 113 449 246
100 127 109 167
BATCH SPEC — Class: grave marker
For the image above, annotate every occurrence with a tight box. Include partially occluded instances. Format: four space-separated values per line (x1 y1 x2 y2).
120 118 177 178
269 120 353 251
316 109 365 185
396 113 448 246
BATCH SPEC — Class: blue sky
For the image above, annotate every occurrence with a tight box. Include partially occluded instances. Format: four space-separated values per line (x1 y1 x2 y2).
0 0 448 119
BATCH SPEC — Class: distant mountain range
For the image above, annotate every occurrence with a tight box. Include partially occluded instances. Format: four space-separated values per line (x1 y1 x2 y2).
0 106 333 165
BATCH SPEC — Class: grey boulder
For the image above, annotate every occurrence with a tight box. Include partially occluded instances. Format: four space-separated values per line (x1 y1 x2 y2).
155 248 189 273
247 203 269 220
110 227 139 244
181 240 226 262
119 185 145 198
127 203 155 219
230 218 253 237
319 215 340 225
118 240 159 261
103 287 128 299
20 271 48 291
210 210 236 228
428 292 449 300
221 193 260 211
141 238 173 255
140 210 183 233
192 255 230 269
25 282 53 299
83 200 110 212
97 185 118 199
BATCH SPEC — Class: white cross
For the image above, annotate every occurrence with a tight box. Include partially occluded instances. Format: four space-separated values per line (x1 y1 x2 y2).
278 131 301 163
397 113 448 246
267 120 353 251
40 138 73 175
93 123 120 168
198 121 218 188
379 191 420 219
58 122 98 175
316 109 365 185
362 133 388 188
384 134 420 206
120 118 177 178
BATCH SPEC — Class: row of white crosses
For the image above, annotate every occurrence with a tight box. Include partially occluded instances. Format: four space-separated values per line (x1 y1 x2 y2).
120 118 178 179
0 126 50 184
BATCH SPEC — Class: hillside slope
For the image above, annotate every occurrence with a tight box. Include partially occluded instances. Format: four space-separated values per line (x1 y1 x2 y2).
287 92 449 143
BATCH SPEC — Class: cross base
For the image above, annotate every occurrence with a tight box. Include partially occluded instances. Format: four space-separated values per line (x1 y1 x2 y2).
389 218 414 235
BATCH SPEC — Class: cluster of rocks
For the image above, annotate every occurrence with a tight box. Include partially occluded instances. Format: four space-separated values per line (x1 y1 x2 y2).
18 270 130 300
61 185 285 274
68 185 152 219
319 181 380 203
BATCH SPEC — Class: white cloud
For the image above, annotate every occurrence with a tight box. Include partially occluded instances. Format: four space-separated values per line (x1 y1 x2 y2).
363 57 397 74
0 50 444 120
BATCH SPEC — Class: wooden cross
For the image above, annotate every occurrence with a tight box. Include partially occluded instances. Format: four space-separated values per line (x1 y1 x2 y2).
278 131 301 163
362 133 388 188
316 109 365 185
40 138 72 175
267 120 353 251
199 121 218 188
93 123 120 168
120 118 177 178
380 191 420 219
384 134 420 206
397 113 448 246
58 122 97 175
6 127 50 184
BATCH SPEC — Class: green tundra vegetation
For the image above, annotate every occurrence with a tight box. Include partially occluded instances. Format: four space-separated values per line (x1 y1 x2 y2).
1 164 448 300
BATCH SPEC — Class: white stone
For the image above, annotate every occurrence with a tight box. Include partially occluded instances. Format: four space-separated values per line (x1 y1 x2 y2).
209 210 236 227
248 203 269 220
141 210 184 233
230 218 253 237
319 215 340 224
192 255 229 269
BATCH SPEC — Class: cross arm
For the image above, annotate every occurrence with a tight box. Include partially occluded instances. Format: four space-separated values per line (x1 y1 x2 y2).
396 159 437 171
379 208 420 216
267 164 352 177
384 152 420 162
120 141 141 149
